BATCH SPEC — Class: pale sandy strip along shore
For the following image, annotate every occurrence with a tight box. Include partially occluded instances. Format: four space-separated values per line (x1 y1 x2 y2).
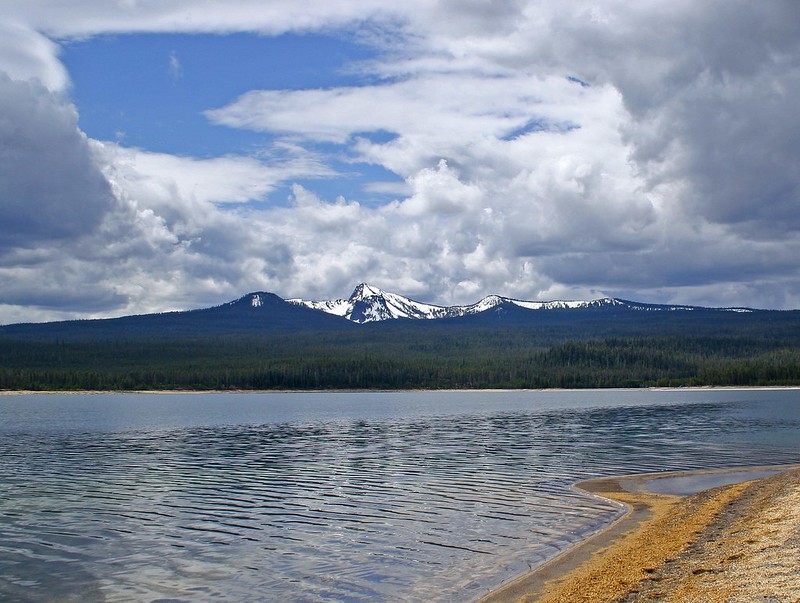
3 385 800 395
482 465 800 602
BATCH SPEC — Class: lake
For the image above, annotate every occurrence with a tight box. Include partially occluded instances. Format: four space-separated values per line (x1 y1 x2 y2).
1 389 799 601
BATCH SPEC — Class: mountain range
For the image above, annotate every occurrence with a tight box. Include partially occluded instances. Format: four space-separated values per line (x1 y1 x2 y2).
0 282 764 339
287 282 753 324
2 282 798 391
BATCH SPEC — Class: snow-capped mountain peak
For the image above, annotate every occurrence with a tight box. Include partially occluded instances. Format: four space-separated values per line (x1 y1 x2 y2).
348 283 449 323
289 283 448 323
287 284 753 324
289 284 618 323
348 282 384 301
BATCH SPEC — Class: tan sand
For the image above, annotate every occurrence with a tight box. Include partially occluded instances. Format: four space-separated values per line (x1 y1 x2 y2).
482 466 800 603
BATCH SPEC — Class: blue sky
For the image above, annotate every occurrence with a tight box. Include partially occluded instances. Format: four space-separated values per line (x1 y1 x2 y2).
62 33 373 153
1 1 799 323
61 32 404 205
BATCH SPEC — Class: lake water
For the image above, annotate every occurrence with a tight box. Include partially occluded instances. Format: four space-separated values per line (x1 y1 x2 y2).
1 389 799 602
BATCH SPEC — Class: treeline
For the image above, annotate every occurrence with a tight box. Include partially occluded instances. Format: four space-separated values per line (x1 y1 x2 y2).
1 331 799 391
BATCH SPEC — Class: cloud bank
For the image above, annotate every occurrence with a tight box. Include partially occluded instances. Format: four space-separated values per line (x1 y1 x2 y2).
1 1 799 323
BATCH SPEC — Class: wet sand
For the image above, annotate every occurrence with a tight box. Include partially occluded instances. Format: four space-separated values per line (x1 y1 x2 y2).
482 465 800 603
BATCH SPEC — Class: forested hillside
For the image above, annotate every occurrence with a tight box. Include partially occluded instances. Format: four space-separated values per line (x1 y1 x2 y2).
2 313 799 390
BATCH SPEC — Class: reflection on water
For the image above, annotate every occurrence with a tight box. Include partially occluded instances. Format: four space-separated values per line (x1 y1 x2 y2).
645 469 782 496
1 390 799 601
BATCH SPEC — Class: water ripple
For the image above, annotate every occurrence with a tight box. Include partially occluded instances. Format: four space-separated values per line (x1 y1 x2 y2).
1 390 800 601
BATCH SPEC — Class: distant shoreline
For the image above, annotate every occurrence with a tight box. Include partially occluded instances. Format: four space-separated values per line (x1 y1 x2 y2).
3 385 800 396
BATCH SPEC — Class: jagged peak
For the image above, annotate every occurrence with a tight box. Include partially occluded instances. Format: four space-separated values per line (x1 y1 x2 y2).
349 282 385 301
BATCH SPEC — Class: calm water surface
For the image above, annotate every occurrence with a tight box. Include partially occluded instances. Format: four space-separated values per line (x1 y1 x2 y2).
1 389 799 602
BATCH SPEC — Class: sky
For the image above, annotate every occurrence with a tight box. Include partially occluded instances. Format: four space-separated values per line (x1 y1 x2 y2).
1 1 799 324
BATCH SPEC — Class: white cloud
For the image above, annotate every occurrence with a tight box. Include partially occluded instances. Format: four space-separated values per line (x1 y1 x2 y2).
0 74 113 250
206 71 581 149
398 160 482 217
99 144 335 206
5 0 405 37
0 22 68 91
168 50 182 81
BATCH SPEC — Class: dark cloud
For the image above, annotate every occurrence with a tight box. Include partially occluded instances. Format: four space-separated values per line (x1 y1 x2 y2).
570 2 800 236
0 74 114 251
435 0 526 36
675 70 800 235
537 237 800 298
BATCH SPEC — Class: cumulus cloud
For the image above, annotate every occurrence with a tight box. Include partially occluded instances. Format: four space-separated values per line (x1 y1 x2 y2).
0 74 113 251
1 0 800 322
0 75 310 318
558 1 800 240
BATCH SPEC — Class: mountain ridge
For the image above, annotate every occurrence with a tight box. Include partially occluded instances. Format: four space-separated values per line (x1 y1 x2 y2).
0 282 766 335
2 283 798 392
288 282 754 324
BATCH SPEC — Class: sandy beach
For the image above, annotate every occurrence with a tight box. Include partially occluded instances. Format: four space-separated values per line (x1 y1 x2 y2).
483 466 800 602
